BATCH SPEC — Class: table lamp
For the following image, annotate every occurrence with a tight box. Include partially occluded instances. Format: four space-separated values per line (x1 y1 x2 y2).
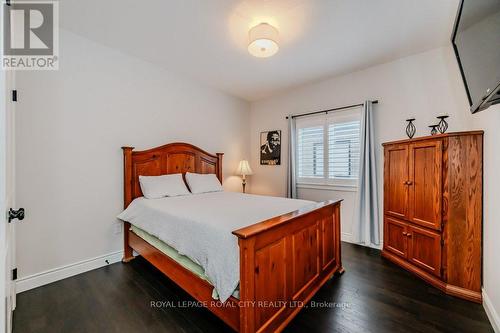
235 160 253 193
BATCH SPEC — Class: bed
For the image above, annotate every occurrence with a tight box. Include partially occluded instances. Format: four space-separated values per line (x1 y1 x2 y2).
120 142 343 333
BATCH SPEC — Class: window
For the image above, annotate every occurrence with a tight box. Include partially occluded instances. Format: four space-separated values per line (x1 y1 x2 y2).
297 126 324 178
328 121 360 179
296 107 361 187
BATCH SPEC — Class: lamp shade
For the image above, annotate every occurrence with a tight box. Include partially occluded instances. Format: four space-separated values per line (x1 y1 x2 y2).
248 23 279 58
236 160 253 176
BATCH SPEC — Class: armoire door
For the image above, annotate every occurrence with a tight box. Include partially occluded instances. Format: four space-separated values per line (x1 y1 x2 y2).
384 145 409 220
407 225 442 277
408 140 442 230
384 217 408 259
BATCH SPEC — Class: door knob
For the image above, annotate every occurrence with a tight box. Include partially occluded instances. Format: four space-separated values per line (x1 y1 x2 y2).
8 208 25 223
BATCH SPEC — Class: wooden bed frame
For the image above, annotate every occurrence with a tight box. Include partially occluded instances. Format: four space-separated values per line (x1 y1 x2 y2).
121 142 343 333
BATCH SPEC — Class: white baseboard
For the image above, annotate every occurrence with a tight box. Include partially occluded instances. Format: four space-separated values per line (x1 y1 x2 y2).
341 232 353 243
483 288 500 333
16 250 123 294
341 232 383 250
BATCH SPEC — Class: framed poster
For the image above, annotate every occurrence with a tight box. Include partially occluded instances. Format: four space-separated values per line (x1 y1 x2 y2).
260 130 281 165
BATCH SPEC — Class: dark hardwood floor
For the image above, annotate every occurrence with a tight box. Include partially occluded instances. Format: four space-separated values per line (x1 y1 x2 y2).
13 243 493 333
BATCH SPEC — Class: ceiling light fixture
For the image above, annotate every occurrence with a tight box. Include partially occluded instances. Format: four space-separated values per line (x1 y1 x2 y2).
248 23 279 58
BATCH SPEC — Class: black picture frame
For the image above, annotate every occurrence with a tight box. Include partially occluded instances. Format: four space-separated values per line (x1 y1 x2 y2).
260 130 281 165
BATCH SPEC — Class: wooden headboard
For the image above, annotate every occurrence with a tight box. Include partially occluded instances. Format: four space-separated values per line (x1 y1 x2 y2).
122 142 223 207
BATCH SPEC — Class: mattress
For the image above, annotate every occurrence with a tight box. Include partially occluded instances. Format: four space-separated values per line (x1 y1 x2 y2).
131 225 239 300
117 191 315 302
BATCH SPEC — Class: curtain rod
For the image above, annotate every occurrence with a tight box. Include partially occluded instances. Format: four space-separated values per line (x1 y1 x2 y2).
285 100 378 119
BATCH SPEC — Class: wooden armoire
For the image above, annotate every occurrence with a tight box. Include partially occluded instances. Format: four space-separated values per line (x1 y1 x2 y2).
382 131 483 303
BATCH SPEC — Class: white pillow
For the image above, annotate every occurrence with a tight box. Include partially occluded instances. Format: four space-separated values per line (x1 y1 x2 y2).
139 174 190 199
185 172 223 194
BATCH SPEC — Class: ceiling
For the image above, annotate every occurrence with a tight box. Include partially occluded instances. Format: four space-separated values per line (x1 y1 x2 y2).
60 0 460 101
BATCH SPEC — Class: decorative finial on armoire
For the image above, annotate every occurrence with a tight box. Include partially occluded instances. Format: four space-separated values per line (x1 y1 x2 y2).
436 115 449 134
405 118 416 139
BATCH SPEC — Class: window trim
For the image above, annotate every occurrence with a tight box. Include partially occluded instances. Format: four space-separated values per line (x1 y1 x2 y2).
297 182 358 192
295 107 362 188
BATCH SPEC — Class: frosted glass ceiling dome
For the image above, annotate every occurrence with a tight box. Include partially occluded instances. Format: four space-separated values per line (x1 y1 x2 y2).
248 23 279 58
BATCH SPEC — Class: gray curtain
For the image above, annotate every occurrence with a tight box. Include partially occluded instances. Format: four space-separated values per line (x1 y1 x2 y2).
286 116 297 199
352 101 380 246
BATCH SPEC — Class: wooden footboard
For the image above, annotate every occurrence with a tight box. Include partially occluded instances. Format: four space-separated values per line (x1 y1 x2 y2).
233 200 343 333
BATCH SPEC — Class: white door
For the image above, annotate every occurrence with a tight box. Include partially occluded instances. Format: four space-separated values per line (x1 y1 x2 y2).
1 2 18 330
1 69 17 333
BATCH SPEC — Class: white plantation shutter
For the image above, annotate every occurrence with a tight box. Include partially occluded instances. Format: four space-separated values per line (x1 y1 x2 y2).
296 107 361 186
328 120 361 179
297 126 324 178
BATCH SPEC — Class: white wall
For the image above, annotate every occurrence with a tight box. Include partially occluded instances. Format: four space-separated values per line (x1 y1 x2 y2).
471 104 500 332
14 30 250 280
249 46 473 243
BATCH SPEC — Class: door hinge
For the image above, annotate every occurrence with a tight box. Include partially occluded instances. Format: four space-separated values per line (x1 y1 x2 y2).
441 239 445 246
12 268 17 281
12 90 17 102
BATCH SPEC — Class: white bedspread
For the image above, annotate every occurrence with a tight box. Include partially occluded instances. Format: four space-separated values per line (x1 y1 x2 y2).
117 191 314 302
